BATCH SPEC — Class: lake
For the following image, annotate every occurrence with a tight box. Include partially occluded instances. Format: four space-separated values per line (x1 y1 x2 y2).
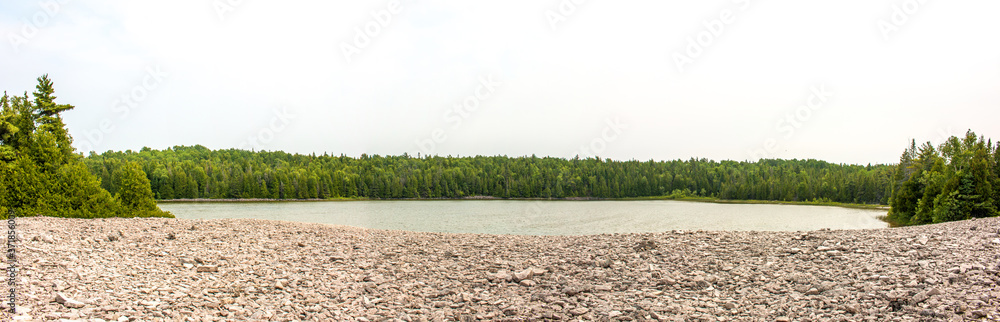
156 200 888 235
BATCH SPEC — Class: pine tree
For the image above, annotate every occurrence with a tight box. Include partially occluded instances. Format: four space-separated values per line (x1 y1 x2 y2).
1 76 170 218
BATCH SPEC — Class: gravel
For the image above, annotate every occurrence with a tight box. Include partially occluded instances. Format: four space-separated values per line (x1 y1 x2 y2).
2 216 999 321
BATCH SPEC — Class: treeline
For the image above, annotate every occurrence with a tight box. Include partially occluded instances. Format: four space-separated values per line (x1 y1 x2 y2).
887 131 1000 225
0 76 170 218
84 146 896 204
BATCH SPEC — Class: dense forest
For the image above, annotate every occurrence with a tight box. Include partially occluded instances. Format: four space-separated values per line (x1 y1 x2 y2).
0 76 170 218
83 147 896 204
4 76 997 225
887 131 1000 225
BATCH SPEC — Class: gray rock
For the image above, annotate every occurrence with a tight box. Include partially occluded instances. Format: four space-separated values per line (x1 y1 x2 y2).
52 279 67 291
569 307 589 316
913 290 930 304
514 269 532 281
842 303 861 314
564 286 585 296
491 270 513 283
54 292 85 308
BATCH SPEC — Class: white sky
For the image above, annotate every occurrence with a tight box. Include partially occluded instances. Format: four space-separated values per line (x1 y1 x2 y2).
1 0 998 165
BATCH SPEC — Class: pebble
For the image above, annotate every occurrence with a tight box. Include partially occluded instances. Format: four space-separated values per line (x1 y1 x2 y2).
54 292 86 308
10 215 1000 321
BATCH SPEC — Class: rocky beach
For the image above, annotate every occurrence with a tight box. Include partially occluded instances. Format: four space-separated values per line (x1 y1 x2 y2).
3 216 999 321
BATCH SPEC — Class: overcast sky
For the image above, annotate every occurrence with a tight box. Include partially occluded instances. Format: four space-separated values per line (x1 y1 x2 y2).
1 0 998 165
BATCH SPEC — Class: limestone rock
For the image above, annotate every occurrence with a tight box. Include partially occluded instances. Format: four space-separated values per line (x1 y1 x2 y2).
196 265 219 272
54 292 85 308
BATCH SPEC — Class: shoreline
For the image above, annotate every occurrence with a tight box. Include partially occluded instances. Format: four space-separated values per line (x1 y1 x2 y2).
6 216 998 320
157 197 889 209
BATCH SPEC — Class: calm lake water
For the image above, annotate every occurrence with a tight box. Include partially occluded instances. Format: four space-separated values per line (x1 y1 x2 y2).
156 200 888 235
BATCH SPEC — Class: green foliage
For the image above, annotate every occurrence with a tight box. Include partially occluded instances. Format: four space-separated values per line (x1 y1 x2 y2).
112 160 162 217
84 146 896 205
0 76 171 219
887 130 999 225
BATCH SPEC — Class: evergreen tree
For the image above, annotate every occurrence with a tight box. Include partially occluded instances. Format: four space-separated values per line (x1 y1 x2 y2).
889 131 999 225
0 76 170 218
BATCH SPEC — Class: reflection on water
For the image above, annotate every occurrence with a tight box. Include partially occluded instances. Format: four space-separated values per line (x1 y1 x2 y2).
157 200 888 235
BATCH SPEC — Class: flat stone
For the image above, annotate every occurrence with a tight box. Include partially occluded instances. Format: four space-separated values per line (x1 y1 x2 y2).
54 292 86 308
491 270 513 282
569 307 589 316
514 269 532 281
913 291 930 304
564 286 585 296
196 265 219 272
842 303 861 314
